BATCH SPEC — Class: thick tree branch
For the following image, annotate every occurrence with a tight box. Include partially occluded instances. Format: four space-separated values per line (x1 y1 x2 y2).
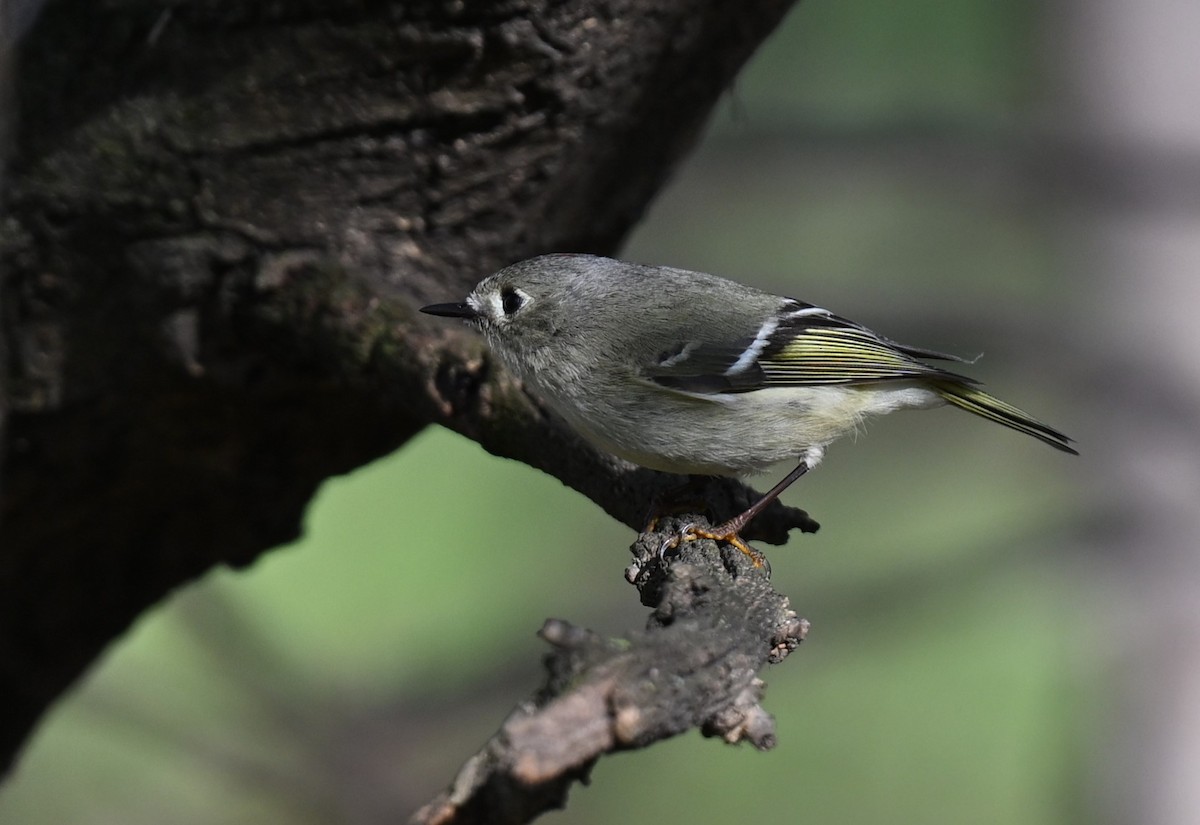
411 526 808 825
0 0 800 773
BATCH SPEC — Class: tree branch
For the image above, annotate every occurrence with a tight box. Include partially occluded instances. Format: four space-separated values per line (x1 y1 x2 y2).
411 525 808 825
0 0 800 773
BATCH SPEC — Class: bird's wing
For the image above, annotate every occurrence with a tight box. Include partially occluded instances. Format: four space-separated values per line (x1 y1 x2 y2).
643 300 975 395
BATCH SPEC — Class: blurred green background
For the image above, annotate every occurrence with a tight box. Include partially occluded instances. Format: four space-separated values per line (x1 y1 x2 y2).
0 2 1100 823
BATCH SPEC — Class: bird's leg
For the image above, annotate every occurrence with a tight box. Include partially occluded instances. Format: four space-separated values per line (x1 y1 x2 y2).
711 460 811 538
676 460 811 568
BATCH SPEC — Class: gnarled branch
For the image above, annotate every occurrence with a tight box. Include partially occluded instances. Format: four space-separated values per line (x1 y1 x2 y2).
411 526 808 825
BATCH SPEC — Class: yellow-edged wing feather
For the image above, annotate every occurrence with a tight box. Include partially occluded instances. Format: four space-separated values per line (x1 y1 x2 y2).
643 303 1077 454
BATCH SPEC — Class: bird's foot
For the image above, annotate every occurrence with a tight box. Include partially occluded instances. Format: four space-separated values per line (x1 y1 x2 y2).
659 521 771 574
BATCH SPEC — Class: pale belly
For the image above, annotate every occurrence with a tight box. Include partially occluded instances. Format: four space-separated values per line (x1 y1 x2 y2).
546 382 944 476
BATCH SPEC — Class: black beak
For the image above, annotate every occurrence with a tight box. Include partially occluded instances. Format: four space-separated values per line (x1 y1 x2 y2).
420 301 478 319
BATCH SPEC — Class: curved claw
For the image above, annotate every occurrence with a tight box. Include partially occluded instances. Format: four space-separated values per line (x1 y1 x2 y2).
656 534 676 560
657 522 695 560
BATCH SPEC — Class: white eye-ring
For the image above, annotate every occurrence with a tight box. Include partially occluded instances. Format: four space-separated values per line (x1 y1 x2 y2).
499 286 529 316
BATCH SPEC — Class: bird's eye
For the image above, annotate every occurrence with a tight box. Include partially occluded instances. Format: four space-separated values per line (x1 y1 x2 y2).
500 287 525 316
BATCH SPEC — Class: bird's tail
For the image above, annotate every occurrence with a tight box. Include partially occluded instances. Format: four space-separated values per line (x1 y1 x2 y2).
931 380 1078 455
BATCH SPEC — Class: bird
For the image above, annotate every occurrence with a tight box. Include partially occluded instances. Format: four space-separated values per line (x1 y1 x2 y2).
422 254 1076 564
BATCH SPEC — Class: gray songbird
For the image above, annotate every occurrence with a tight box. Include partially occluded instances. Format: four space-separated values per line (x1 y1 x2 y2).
422 254 1075 562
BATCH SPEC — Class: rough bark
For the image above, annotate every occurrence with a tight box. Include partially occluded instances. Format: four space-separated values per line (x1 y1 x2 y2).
0 0 806 775
410 523 808 825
